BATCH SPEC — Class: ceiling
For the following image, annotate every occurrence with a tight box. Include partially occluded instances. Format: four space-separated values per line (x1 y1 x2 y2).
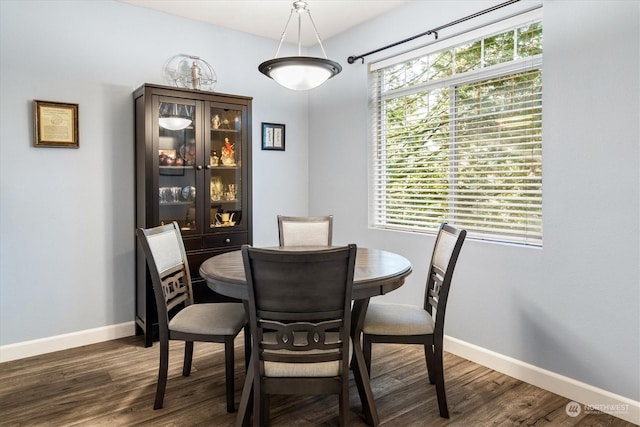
119 0 409 47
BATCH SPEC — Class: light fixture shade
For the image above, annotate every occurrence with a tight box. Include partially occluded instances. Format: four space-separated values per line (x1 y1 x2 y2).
158 116 192 130
259 56 342 91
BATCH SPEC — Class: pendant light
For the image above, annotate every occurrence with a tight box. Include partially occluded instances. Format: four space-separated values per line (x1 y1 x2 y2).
259 1 341 91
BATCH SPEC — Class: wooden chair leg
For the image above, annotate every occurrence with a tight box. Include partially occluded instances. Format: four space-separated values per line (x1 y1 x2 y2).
252 380 262 427
363 335 372 375
243 325 251 368
182 341 194 377
225 337 236 413
339 375 349 427
154 339 169 409
235 357 254 427
261 394 270 426
433 344 449 418
424 343 436 384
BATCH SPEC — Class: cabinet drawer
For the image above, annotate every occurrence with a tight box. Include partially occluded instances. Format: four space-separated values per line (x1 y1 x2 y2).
204 232 248 248
182 236 203 251
188 250 219 281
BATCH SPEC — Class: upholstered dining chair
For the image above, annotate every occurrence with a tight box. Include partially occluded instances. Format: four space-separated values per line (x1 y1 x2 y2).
277 214 333 246
136 221 249 412
362 222 466 419
241 244 357 426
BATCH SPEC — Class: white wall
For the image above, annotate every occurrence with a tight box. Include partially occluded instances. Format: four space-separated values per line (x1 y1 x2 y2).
0 0 309 345
310 0 639 403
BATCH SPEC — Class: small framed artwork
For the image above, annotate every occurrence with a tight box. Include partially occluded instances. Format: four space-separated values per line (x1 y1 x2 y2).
262 122 285 151
33 100 79 148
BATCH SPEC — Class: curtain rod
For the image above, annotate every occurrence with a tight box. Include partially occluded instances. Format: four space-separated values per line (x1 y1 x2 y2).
347 0 521 64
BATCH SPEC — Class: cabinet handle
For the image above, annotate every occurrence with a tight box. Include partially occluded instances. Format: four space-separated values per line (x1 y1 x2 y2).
196 165 203 170
225 238 231 243
205 165 211 169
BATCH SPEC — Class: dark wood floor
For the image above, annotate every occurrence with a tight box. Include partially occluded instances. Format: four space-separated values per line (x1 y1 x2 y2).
0 335 633 426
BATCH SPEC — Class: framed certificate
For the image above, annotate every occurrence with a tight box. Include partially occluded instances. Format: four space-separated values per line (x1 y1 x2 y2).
261 122 285 151
33 100 79 148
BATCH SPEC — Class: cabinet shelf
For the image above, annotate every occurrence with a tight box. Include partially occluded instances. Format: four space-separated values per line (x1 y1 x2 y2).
160 201 193 206
158 165 239 170
211 128 239 133
209 165 240 170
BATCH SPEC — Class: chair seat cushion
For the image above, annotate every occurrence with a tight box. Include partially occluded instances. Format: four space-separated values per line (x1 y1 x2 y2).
169 303 246 336
262 332 352 378
363 303 434 336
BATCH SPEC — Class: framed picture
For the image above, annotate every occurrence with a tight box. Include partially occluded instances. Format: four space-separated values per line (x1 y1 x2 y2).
261 122 285 151
33 100 79 148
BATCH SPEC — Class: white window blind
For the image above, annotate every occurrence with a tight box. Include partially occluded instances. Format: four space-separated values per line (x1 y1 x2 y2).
369 9 543 246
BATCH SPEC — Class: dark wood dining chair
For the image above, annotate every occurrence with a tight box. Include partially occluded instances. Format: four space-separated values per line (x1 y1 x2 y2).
240 244 357 426
277 214 333 246
136 221 249 412
362 222 466 418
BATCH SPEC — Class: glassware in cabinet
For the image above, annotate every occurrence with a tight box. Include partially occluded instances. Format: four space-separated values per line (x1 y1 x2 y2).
157 100 199 231
208 106 244 230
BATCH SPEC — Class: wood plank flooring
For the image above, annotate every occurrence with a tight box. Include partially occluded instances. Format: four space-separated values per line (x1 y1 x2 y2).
0 336 634 426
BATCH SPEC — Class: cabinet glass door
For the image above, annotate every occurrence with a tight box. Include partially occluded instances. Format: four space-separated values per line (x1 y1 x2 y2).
157 99 199 232
208 106 243 230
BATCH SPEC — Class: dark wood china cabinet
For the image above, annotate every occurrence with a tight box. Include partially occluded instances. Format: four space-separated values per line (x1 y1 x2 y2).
134 83 252 346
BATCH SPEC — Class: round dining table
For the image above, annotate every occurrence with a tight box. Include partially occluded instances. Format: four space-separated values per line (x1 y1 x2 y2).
200 246 412 426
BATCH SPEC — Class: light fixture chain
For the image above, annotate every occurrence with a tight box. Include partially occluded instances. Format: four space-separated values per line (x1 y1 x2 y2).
274 8 296 58
297 7 302 56
306 12 328 59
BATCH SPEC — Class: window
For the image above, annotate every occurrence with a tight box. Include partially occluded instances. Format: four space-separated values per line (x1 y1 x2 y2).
369 10 543 246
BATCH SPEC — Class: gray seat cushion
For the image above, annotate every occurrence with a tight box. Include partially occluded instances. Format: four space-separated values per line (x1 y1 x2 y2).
169 303 246 336
363 303 434 336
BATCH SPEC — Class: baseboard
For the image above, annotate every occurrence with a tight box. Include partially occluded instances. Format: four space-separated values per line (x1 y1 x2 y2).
0 321 136 363
444 336 640 425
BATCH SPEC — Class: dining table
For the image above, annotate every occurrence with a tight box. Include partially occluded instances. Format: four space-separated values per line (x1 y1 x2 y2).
199 246 413 426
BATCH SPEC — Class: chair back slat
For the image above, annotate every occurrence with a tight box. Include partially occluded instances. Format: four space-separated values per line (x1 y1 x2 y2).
427 274 442 310
259 318 344 364
162 268 190 312
277 215 333 246
427 264 446 309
